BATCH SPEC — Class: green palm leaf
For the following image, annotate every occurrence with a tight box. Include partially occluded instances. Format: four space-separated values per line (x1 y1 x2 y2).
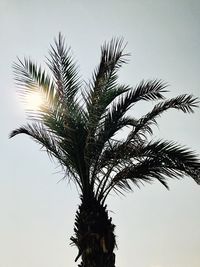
13 58 56 113
9 123 83 189
47 33 81 102
90 80 167 167
126 94 199 142
84 39 129 162
109 140 200 193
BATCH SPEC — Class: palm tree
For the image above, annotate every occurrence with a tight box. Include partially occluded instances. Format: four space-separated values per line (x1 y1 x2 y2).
10 34 200 267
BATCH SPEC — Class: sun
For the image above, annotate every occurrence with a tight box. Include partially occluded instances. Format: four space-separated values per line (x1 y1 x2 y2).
24 91 45 111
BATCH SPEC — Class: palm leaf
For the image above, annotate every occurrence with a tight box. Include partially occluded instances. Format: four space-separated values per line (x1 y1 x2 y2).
9 123 84 189
13 58 56 114
86 37 128 112
84 38 128 154
101 79 167 140
47 33 81 102
88 80 167 168
141 140 200 183
108 140 200 194
127 94 199 141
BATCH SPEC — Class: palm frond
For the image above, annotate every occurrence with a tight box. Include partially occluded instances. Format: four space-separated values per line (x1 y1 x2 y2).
9 123 84 189
88 80 166 168
86 38 128 108
107 139 200 194
89 116 137 170
84 39 129 158
10 123 62 160
141 140 200 183
47 33 81 102
42 105 89 191
98 138 142 170
101 79 167 141
127 94 199 141
112 79 167 118
13 58 56 112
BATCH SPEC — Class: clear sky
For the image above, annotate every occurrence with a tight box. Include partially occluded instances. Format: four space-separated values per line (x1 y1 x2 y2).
1 1 200 267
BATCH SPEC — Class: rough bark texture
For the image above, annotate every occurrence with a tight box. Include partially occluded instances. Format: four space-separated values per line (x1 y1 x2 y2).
71 195 116 267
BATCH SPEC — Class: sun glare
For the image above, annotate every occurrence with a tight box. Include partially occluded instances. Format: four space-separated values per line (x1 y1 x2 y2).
24 91 45 111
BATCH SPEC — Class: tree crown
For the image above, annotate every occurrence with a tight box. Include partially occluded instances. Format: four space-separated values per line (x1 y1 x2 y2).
10 34 200 202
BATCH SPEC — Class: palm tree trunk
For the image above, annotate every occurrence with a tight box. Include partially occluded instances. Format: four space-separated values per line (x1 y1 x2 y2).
71 194 116 267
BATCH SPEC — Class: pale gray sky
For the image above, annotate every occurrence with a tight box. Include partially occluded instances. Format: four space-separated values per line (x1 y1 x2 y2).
1 1 200 267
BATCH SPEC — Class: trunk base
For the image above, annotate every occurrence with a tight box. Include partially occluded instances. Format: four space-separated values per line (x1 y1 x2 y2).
71 195 116 267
